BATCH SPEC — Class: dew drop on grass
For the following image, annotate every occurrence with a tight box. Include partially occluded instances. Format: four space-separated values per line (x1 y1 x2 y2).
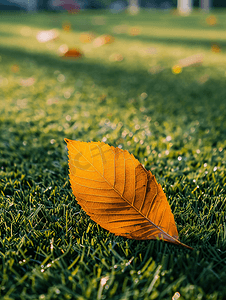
64 91 71 99
122 131 127 138
134 137 139 143
100 276 108 286
146 130 151 136
140 92 148 99
213 166 218 172
57 74 65 82
178 156 182 161
204 163 207 167
172 292 180 300
66 115 71 121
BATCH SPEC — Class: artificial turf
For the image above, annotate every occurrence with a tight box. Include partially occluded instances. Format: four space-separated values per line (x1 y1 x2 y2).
0 8 226 300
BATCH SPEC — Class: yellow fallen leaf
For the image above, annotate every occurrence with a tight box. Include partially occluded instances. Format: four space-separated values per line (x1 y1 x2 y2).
206 15 217 26
172 65 182 74
65 139 192 249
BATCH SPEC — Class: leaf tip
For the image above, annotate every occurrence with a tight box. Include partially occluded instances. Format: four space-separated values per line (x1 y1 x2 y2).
64 138 70 144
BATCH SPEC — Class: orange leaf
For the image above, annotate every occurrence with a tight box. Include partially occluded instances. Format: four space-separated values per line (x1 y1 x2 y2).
65 139 192 249
62 48 83 58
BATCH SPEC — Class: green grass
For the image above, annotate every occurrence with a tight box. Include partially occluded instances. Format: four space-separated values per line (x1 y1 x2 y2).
0 8 226 300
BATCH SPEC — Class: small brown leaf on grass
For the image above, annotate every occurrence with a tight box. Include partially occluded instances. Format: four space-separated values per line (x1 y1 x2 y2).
129 27 141 36
65 139 192 249
11 64 20 73
93 35 114 47
211 43 221 53
62 48 83 58
80 32 95 43
206 15 217 26
62 22 71 32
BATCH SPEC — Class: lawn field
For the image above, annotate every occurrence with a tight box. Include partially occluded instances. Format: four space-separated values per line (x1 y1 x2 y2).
0 9 226 300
